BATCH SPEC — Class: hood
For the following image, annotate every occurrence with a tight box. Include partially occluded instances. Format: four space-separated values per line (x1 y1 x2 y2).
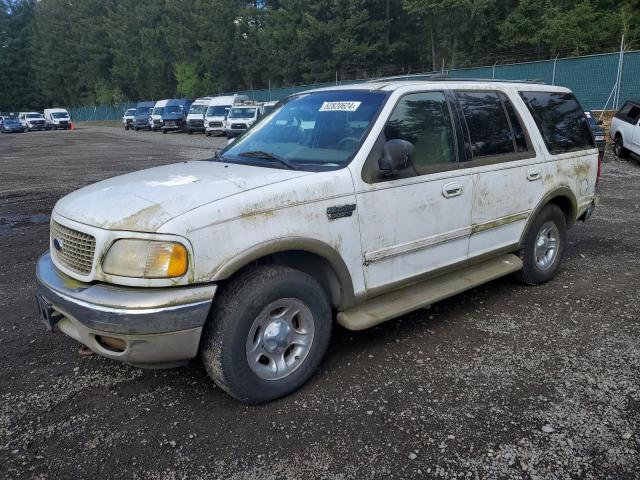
54 161 311 232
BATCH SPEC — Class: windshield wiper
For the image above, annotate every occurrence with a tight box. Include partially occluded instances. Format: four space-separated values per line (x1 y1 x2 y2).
237 150 300 170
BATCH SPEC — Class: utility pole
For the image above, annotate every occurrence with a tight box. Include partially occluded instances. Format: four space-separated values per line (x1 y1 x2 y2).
551 55 559 86
614 34 625 110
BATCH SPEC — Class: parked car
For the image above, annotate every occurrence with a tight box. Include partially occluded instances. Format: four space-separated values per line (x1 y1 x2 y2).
261 101 279 116
19 111 46 131
186 97 214 134
224 104 262 138
160 99 192 134
150 102 165 132
44 108 71 130
584 111 605 162
133 101 155 131
122 108 136 131
610 99 640 159
36 80 599 404
1 115 25 133
204 95 250 137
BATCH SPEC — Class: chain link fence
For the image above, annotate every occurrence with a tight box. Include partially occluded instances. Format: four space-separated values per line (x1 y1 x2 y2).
71 49 639 122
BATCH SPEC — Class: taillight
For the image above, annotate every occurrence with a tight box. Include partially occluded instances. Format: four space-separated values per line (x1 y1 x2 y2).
595 150 603 189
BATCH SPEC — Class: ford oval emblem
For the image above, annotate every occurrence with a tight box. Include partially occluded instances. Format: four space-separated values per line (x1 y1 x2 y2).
53 238 63 252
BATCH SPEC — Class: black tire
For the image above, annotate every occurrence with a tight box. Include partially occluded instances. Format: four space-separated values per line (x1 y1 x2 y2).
162 129 167 134
124 125 129 131
614 135 627 158
134 127 139 132
187 129 193 135
515 204 567 285
201 265 332 404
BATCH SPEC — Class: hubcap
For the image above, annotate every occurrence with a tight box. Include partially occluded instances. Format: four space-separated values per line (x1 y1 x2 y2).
534 221 560 271
245 298 315 381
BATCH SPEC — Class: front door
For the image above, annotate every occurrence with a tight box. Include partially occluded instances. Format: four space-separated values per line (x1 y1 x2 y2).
354 91 473 294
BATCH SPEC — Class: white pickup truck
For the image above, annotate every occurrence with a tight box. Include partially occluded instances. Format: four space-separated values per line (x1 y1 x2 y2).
36 79 599 404
611 99 640 159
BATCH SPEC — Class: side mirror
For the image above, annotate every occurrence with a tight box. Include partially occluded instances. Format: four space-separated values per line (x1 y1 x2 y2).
379 139 415 176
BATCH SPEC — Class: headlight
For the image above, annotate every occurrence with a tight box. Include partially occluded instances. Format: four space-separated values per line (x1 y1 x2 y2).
102 239 188 278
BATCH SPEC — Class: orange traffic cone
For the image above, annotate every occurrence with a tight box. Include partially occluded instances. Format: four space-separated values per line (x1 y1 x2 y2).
70 122 75 130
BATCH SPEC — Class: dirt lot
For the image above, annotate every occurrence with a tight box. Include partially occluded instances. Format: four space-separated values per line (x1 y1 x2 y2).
1 126 639 479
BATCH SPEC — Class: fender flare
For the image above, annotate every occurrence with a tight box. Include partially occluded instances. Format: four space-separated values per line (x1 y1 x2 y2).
518 187 577 248
211 237 356 309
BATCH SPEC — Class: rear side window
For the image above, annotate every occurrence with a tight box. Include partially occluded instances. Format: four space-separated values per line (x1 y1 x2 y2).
520 91 595 154
616 102 640 124
384 91 457 174
455 91 527 159
499 93 528 153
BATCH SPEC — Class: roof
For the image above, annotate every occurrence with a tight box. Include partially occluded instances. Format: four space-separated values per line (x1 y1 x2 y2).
304 78 569 95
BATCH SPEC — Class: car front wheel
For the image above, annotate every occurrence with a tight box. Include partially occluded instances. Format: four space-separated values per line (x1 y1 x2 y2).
200 265 332 404
515 204 567 285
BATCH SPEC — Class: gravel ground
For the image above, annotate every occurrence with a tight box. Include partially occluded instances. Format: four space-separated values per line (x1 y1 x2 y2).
0 126 638 479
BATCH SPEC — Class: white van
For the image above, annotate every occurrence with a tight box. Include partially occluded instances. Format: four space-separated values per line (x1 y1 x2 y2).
44 109 71 130
19 112 47 131
224 104 262 138
186 97 214 134
150 100 167 132
205 95 250 137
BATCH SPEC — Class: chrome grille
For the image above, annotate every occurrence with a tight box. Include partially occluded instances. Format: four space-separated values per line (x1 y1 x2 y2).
50 220 96 275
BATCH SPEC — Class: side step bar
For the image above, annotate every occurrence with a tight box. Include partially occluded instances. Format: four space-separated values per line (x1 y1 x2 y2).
337 254 523 331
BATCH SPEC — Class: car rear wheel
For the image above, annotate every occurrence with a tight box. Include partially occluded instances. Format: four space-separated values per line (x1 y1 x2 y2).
614 135 627 158
200 265 332 404
515 204 567 285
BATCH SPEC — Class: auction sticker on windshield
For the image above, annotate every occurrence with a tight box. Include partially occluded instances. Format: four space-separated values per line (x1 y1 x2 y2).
319 101 361 112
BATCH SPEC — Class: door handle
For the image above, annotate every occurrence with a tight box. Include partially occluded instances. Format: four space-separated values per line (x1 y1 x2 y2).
527 168 542 181
442 182 463 198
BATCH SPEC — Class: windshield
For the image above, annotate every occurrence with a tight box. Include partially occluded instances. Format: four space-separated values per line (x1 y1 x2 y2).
189 104 207 114
26 113 43 119
52 112 69 118
206 105 231 117
220 90 388 171
263 105 276 115
229 107 257 119
165 105 184 115
136 107 152 115
152 107 164 116
125 109 136 116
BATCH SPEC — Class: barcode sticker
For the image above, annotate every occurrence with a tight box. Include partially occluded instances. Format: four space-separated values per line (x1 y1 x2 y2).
319 101 361 112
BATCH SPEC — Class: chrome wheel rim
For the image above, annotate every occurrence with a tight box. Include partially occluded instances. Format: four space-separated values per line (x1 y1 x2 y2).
534 221 560 271
245 298 315 381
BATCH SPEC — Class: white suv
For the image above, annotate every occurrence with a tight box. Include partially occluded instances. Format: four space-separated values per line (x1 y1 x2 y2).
611 99 640 159
36 80 599 403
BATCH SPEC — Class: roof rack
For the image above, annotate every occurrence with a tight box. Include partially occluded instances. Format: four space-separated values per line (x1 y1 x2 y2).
368 74 545 85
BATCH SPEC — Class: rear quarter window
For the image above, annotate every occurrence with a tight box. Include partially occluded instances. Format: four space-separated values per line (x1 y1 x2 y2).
519 91 594 154
616 102 640 124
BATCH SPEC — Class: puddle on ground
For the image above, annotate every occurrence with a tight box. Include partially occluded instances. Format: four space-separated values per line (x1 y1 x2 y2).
0 213 50 236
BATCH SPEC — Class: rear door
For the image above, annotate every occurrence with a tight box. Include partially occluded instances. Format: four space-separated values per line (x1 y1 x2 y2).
452 89 543 257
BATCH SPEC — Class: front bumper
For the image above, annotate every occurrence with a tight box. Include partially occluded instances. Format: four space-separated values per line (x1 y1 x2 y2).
162 120 183 131
35 252 217 366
